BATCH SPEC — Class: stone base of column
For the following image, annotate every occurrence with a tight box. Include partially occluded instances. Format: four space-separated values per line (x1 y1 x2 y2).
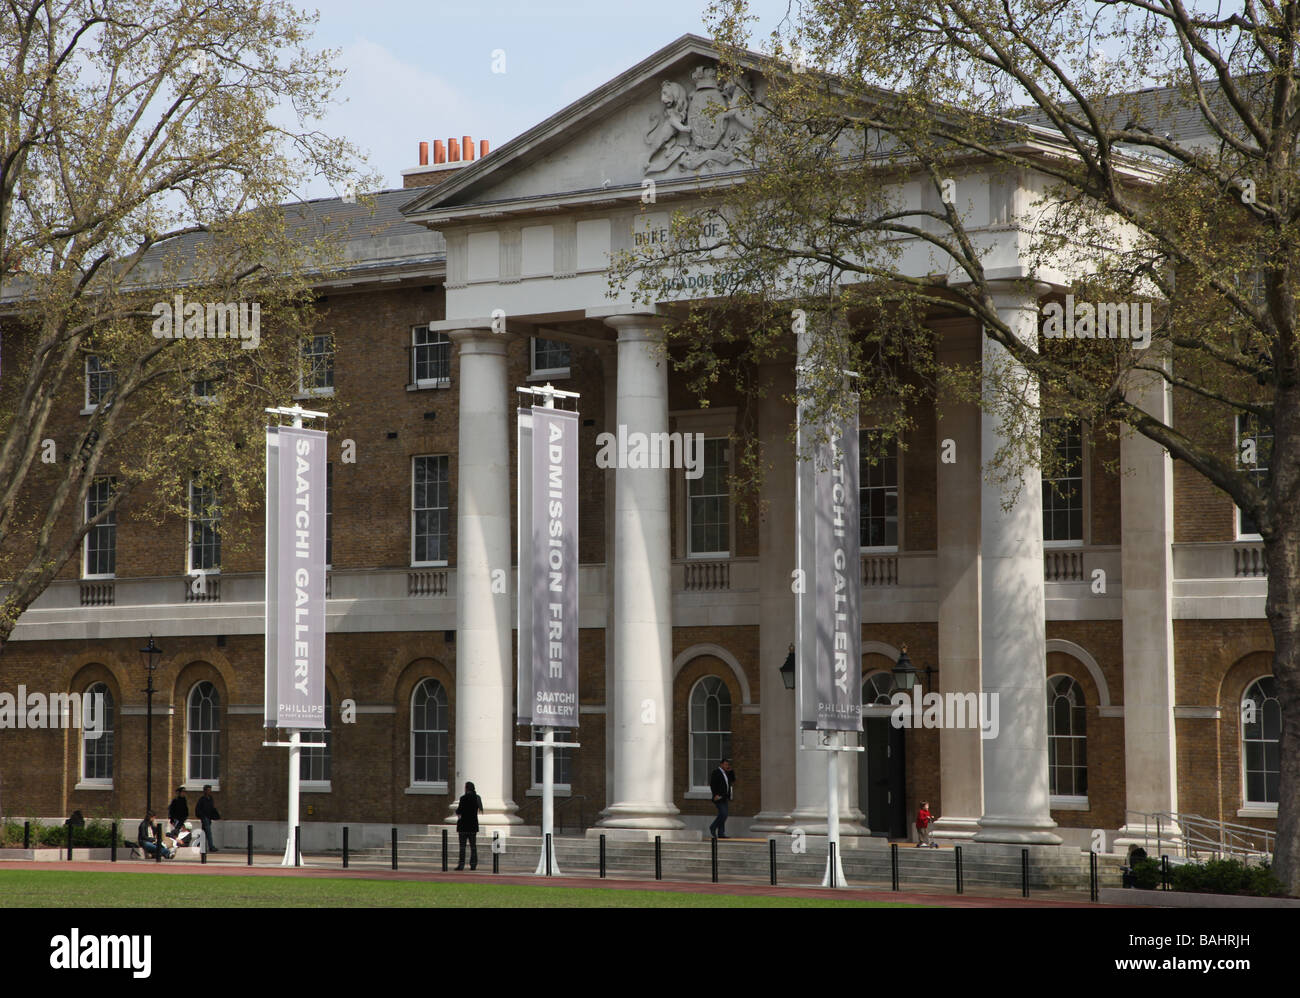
788 806 871 837
586 826 703 842
973 814 1062 845
1114 820 1183 856
931 816 982 841
594 801 688 836
748 810 796 835
443 801 523 828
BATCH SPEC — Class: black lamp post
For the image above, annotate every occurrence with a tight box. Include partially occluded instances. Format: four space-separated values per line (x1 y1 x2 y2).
779 644 796 690
892 645 936 692
139 636 162 816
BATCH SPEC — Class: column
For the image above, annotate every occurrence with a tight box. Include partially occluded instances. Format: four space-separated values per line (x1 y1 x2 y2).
595 314 687 836
932 321 984 840
448 327 520 829
974 288 1061 844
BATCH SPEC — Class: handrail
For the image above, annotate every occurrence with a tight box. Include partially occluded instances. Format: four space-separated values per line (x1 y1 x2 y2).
516 794 588 834
1124 809 1274 863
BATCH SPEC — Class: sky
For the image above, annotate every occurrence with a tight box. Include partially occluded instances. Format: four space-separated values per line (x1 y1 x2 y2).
287 0 796 197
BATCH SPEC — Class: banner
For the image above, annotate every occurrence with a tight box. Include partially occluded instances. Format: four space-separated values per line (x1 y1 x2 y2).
517 406 579 727
264 425 327 729
797 403 862 732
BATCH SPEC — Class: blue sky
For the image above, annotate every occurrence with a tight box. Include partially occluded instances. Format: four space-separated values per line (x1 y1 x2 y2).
289 0 794 196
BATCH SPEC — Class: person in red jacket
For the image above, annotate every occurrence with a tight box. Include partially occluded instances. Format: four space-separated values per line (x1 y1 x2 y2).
916 801 938 848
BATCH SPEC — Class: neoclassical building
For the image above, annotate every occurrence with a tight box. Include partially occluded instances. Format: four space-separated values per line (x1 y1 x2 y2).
0 35 1276 854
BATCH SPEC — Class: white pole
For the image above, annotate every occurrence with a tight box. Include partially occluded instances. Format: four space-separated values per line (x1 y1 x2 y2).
535 726 561 875
822 733 848 887
282 405 306 867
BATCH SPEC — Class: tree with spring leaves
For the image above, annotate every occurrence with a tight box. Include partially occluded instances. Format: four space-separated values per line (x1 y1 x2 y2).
610 1 1300 891
0 0 376 648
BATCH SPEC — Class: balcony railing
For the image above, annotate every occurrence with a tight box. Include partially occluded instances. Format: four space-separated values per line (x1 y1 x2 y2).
1044 549 1085 582
184 575 220 602
1234 544 1267 578
683 559 730 591
407 570 449 597
861 553 898 586
79 581 115 607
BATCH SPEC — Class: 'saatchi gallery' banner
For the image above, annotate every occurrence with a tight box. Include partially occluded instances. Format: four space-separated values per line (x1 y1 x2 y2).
517 406 579 727
264 425 327 730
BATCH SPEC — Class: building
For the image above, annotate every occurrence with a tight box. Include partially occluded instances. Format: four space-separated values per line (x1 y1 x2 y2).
0 35 1277 855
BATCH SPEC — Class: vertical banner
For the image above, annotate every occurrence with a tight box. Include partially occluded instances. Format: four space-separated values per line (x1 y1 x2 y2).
520 406 579 727
516 408 534 724
797 401 862 732
264 425 327 729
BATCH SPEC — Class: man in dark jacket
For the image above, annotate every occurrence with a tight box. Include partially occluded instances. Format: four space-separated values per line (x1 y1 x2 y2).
195 785 220 852
167 786 188 845
455 781 484 870
138 811 172 859
709 759 735 839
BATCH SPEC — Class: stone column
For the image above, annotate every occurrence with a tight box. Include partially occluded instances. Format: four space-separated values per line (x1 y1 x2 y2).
448 327 519 829
601 345 618 813
595 315 687 837
974 289 1060 844
1115 358 1180 848
932 321 984 840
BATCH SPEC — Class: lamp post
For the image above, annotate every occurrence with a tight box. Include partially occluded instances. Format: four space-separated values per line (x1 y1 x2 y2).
892 645 936 692
139 636 162 817
779 644 796 691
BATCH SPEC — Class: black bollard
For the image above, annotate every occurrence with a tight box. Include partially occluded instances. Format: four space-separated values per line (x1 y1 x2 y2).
890 842 899 891
1090 851 1099 903
391 827 398 870
654 835 662 881
492 847 499 874
545 833 553 877
156 831 162 863
23 821 30 849
343 827 349 869
441 828 448 872
1161 854 1169 891
247 824 253 866
711 835 718 883
111 822 117 863
599 834 606 879
294 825 301 868
67 822 73 861
1021 848 1029 898
769 838 777 886
829 842 837 889
955 845 964 894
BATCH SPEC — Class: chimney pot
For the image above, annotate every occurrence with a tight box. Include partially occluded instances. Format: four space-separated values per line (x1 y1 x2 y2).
449 137 461 161
480 139 490 158
418 141 429 166
463 135 474 161
433 140 446 164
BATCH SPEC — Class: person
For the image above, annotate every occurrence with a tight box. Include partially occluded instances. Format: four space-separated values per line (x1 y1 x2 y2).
195 785 220 852
916 801 938 847
64 809 85 829
167 786 189 842
709 759 735 839
455 781 484 871
138 811 172 860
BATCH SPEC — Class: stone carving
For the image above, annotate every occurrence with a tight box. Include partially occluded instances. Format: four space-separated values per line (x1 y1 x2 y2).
645 64 754 175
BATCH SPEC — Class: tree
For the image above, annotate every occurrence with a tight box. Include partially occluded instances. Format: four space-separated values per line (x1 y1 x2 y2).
610 1 1300 891
0 0 375 647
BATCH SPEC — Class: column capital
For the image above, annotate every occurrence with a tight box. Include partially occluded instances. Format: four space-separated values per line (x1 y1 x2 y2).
601 312 668 341
447 326 510 355
984 279 1054 314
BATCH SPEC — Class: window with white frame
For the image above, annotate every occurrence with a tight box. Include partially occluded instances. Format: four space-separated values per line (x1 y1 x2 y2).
85 355 114 410
1042 418 1084 544
83 477 116 578
411 456 449 565
412 326 450 387
687 438 729 557
530 336 571 377
1047 674 1087 798
862 672 897 706
411 679 449 786
80 682 114 785
187 481 221 573
859 428 899 549
299 333 334 395
530 727 573 789
1236 414 1272 538
689 675 732 790
187 682 220 784
300 692 332 786
192 361 225 402
1242 676 1280 806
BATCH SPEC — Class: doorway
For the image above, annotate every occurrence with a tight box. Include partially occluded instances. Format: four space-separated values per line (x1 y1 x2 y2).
861 714 907 838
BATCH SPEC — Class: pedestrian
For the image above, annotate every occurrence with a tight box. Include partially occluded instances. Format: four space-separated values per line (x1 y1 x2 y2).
709 758 735 839
916 800 938 847
138 811 172 860
455 781 483 871
195 784 220 852
167 786 189 843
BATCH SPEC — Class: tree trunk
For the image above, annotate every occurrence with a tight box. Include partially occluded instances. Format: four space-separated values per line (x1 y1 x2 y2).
1265 504 1300 896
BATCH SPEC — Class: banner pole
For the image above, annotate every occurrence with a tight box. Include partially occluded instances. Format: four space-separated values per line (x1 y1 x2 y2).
822 732 848 887
535 725 561 875
282 729 300 866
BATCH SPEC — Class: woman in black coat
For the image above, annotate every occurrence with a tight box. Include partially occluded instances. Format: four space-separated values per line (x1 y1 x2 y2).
455 781 484 870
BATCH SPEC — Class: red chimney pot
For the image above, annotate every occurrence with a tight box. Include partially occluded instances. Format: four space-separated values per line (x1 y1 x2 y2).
418 141 429 166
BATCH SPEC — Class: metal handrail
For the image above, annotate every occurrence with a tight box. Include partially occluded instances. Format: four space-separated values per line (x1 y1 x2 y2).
516 794 588 834
1124 809 1274 863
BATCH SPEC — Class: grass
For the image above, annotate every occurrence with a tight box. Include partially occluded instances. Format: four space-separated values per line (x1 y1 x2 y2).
0 870 921 908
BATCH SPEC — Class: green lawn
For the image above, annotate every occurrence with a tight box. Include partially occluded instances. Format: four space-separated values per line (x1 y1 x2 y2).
0 870 920 908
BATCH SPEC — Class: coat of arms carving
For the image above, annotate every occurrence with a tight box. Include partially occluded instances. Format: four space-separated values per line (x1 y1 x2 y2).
644 63 754 175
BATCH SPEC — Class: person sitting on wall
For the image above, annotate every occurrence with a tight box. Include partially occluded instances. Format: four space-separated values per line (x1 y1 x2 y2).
138 811 172 860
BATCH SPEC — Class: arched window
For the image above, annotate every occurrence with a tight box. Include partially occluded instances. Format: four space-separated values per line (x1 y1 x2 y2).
689 676 732 790
187 682 221 784
411 679 449 787
80 683 114 785
300 692 332 786
862 672 897 706
1047 675 1086 798
1243 677 1280 805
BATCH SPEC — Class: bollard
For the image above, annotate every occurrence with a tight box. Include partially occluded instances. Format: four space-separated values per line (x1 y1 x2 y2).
1161 854 1169 891
599 833 606 879
247 825 253 865
493 849 499 874
546 833 553 877
1090 850 1099 903
343 827 349 869
67 822 74 861
201 834 206 864
955 845 963 895
294 825 301 868
156 832 162 863
654 835 662 881
441 828 448 872
829 842 837 889
391 827 398 871
111 822 117 863
769 838 777 886
711 835 718 884
23 821 30 849
1021 848 1029 898
890 842 899 891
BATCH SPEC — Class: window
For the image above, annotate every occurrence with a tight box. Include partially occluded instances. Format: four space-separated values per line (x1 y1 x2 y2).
1042 418 1084 544
859 429 899 549
412 456 449 565
299 333 334 395
192 361 225 402
530 336 571 378
1242 677 1280 805
530 727 573 789
1236 414 1272 538
80 683 114 785
187 481 221 573
300 692 332 786
1047 675 1087 798
187 682 221 784
863 672 897 706
412 326 450 387
325 462 333 568
687 438 729 557
85 355 114 411
689 676 732 790
83 477 116 578
411 679 449 787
